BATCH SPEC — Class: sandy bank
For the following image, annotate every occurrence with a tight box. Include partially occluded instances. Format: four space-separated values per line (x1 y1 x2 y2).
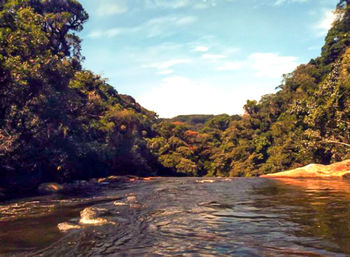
261 160 350 178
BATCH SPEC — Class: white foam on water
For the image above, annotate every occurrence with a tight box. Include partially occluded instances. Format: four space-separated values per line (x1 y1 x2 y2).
196 179 215 183
79 207 115 225
126 194 137 202
114 201 127 206
57 222 81 232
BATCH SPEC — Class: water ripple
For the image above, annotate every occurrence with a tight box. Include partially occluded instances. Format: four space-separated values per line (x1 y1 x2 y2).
1 177 350 256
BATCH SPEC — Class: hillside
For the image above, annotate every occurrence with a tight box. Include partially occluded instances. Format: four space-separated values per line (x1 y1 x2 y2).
165 115 215 130
0 0 161 196
0 0 350 197
147 0 350 177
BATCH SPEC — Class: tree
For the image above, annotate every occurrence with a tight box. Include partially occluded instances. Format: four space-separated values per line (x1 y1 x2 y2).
29 0 88 59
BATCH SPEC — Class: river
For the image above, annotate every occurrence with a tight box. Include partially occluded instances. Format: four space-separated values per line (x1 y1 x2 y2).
1 177 350 256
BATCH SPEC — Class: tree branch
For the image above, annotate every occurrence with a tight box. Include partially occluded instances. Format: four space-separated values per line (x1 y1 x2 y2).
322 140 350 148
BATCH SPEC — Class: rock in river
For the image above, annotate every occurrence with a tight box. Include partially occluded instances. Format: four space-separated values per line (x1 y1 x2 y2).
37 183 64 194
261 159 350 178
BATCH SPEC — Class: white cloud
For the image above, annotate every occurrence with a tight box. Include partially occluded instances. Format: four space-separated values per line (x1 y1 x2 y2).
194 46 209 52
225 47 241 54
314 9 337 37
87 31 103 39
142 59 192 75
274 0 309 6
144 59 192 70
96 2 128 16
88 28 122 39
217 61 243 71
171 16 197 26
145 0 190 9
142 16 197 37
194 0 218 9
193 3 209 9
106 28 122 37
87 15 197 39
248 53 299 78
156 69 174 75
144 0 218 10
137 76 265 118
202 54 227 60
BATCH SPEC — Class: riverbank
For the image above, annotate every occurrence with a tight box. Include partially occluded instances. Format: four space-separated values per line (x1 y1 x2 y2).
261 159 350 178
0 176 155 202
3 159 350 201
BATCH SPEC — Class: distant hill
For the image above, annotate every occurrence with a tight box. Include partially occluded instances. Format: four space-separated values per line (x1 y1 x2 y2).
165 115 215 130
1 0 350 199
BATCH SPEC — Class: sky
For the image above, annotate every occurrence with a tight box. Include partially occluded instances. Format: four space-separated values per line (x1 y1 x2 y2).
78 0 339 118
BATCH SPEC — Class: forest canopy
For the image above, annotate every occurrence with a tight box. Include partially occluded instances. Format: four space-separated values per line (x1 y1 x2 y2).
0 0 349 196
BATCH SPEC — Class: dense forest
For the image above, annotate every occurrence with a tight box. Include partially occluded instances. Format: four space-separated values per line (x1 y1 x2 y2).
0 0 350 195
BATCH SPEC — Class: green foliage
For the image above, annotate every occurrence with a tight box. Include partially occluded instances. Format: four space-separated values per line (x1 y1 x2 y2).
321 2 350 67
1 0 350 194
0 0 157 193
167 115 215 131
147 0 350 177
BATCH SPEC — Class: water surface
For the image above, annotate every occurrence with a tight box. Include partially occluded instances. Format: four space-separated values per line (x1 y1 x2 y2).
1 177 350 256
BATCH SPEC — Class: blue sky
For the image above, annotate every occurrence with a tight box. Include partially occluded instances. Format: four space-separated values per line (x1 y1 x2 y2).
78 0 338 118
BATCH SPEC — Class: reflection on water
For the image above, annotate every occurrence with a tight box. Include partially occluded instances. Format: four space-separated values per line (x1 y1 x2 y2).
1 177 350 256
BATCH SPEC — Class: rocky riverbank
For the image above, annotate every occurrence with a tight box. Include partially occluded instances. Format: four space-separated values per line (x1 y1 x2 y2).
0 176 154 201
261 160 350 178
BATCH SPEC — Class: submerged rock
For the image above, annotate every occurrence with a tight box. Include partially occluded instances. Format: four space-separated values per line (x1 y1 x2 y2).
97 176 125 184
261 160 350 178
37 183 64 194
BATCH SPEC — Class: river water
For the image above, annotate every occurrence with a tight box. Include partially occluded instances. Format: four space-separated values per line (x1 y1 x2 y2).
1 177 350 256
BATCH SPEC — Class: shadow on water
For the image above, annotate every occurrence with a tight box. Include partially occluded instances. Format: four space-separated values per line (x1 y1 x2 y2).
0 184 128 256
1 177 350 256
